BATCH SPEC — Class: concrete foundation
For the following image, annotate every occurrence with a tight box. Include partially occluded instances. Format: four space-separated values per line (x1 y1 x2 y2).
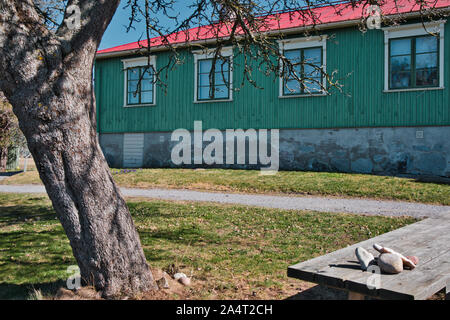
99 133 124 169
99 126 450 177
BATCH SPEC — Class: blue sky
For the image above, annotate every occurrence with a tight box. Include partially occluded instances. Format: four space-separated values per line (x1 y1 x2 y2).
97 0 297 50
99 0 194 50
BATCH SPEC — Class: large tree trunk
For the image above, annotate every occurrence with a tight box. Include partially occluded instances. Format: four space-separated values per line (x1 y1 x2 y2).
26 79 155 298
0 0 156 297
0 147 7 171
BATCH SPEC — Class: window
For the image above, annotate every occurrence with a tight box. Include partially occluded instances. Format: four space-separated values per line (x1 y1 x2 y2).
122 56 156 106
283 47 323 95
389 36 439 89
197 58 230 100
383 21 445 91
193 48 233 102
126 67 154 105
277 36 327 97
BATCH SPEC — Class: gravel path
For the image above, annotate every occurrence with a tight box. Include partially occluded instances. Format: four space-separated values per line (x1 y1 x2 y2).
0 184 448 219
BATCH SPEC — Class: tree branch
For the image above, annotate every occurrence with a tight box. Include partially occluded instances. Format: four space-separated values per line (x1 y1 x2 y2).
56 0 121 55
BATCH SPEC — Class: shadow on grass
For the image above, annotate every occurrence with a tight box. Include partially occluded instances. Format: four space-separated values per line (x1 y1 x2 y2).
0 205 57 226
0 280 65 300
128 202 195 220
414 175 450 185
0 171 22 177
0 227 68 254
140 227 212 243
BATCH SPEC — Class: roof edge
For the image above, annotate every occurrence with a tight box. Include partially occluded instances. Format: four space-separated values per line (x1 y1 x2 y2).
95 9 449 60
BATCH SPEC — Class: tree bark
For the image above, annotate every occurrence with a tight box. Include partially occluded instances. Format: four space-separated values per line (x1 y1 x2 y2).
0 147 7 171
0 0 156 297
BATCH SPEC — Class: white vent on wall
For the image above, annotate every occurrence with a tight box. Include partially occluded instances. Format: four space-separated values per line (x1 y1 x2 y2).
123 133 144 168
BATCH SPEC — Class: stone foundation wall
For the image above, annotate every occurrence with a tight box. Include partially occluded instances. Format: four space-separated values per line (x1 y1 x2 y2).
99 126 450 177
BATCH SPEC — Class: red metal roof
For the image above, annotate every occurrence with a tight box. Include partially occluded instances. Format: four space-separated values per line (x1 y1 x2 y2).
97 0 450 55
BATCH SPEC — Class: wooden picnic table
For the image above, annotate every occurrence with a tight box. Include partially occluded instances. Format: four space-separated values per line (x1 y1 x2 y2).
288 215 450 300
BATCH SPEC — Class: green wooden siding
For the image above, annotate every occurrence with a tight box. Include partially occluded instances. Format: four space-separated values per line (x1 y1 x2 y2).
95 24 450 133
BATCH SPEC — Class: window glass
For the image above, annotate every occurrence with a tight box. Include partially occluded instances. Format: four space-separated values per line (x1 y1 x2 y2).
416 36 438 53
128 68 139 80
214 85 229 99
415 36 438 87
199 73 210 87
390 38 411 56
283 50 300 95
416 69 438 86
391 56 412 72
285 79 301 94
216 60 229 72
303 48 321 64
215 70 229 86
141 79 153 92
199 59 213 73
141 91 153 104
128 92 139 105
127 80 138 93
284 50 301 63
283 46 322 95
391 71 411 89
304 79 322 93
197 58 230 100
126 66 154 105
416 53 438 69
142 67 153 79
389 35 439 89
198 86 210 100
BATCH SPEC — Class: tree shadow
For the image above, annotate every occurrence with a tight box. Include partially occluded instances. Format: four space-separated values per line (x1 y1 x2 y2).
285 284 348 300
139 226 217 245
0 280 65 300
0 171 22 177
0 204 57 226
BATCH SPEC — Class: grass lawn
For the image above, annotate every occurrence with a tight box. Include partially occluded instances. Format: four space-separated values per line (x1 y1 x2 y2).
1 168 449 205
0 192 416 300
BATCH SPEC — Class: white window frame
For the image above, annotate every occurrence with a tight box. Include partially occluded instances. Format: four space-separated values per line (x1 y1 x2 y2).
193 47 233 103
277 35 327 98
121 56 157 107
383 21 446 92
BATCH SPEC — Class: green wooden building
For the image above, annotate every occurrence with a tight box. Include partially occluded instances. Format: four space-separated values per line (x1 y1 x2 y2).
95 3 450 177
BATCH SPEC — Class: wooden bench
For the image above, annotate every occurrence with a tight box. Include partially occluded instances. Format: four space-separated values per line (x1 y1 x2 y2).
288 216 450 300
